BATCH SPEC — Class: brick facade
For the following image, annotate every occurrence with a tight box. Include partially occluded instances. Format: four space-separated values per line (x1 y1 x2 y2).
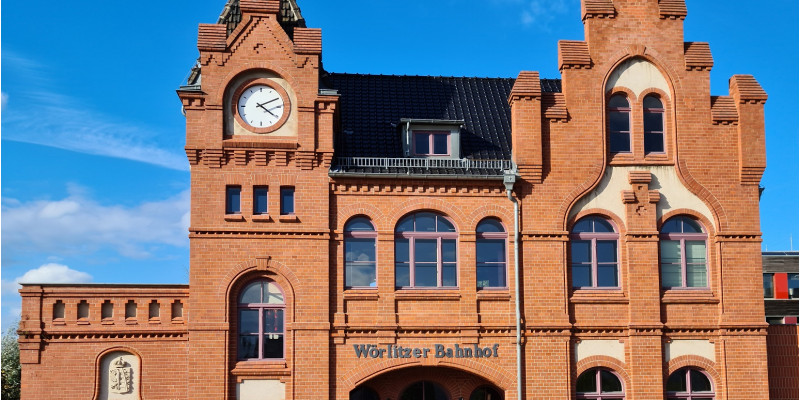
19 0 782 399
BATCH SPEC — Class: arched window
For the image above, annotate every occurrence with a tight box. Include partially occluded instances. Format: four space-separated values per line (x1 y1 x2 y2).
345 217 377 288
666 368 714 399
660 216 708 288
571 216 619 288
576 368 625 400
608 94 631 153
350 386 380 400
470 386 503 400
395 212 457 288
643 95 665 154
238 279 285 360
400 381 449 400
476 218 507 289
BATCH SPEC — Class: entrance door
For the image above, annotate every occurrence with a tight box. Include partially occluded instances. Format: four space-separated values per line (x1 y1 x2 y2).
399 381 449 400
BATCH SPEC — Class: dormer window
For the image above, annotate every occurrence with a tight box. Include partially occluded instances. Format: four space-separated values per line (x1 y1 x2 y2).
401 119 462 159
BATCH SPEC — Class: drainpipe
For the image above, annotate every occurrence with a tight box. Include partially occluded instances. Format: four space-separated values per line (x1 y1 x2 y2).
503 168 521 399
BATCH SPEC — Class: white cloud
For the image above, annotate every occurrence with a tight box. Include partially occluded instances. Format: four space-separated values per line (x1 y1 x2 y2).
1 52 188 171
520 0 570 29
16 263 93 285
1 92 8 110
2 188 190 261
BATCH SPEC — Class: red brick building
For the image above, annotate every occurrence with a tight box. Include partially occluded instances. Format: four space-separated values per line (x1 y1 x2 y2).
19 0 781 399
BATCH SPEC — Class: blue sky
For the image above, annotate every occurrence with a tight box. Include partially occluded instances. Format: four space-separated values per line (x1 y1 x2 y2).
1 0 798 331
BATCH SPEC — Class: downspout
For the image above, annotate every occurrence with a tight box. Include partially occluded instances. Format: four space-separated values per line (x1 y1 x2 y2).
503 169 521 399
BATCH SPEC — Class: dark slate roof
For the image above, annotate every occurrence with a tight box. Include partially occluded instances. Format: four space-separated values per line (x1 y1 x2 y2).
218 0 305 38
325 73 561 160
765 300 799 317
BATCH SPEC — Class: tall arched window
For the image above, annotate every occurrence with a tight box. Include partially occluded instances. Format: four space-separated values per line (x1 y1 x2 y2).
470 386 503 400
395 212 457 288
571 216 619 288
238 279 285 360
660 216 708 288
666 368 714 399
643 95 665 154
400 381 449 400
608 94 631 153
476 218 507 289
576 368 625 400
345 217 377 288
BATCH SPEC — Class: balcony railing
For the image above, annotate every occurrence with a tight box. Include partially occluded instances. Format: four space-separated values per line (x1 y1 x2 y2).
333 157 513 172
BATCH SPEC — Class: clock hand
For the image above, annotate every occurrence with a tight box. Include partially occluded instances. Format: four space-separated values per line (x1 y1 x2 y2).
256 102 278 117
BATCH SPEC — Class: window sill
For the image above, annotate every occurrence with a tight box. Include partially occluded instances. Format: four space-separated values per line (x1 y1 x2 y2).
570 289 628 304
77 320 90 325
232 360 290 377
477 289 511 301
661 289 718 304
52 319 66 326
101 319 114 325
224 214 245 221
148 318 161 324
251 214 271 222
395 289 461 300
343 289 379 301
278 214 298 222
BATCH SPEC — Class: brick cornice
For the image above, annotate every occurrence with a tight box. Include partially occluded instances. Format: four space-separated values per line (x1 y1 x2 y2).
581 0 615 20
684 42 713 71
659 0 687 20
558 40 592 70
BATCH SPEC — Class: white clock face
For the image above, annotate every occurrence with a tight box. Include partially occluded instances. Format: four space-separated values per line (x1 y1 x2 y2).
237 84 285 128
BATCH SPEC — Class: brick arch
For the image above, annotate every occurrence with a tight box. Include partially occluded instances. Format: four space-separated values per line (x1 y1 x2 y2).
211 62 301 106
607 86 639 103
388 197 469 232
340 357 514 393
658 208 716 236
666 355 721 391
466 203 514 232
336 203 387 232
575 355 631 393
92 346 142 400
218 256 300 323
569 208 627 235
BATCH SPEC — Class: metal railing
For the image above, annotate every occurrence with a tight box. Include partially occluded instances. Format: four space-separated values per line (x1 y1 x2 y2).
332 157 513 172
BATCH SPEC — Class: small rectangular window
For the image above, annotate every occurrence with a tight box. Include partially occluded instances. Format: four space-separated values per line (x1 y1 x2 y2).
764 273 775 298
789 273 799 299
253 186 268 215
413 132 450 156
226 186 241 214
280 187 294 215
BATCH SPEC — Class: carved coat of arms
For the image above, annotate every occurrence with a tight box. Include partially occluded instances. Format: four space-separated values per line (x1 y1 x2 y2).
109 357 133 394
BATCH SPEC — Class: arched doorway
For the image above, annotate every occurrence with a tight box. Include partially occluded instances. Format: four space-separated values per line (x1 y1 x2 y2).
349 366 504 400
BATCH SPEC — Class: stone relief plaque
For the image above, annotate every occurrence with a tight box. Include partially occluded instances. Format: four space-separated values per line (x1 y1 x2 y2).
109 357 133 394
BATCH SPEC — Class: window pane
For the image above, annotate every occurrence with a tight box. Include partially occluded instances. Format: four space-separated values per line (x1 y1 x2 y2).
609 110 629 132
263 309 283 333
576 370 597 393
597 264 618 287
239 310 259 334
573 264 592 288
226 186 241 214
240 282 262 303
253 187 268 214
416 213 437 232
442 263 457 287
686 263 707 287
477 264 505 288
477 239 505 263
265 282 284 304
442 239 456 262
238 335 258 359
686 241 706 263
346 217 375 231
396 263 410 287
572 219 593 233
789 274 799 299
644 96 662 109
608 95 628 108
571 240 591 263
763 273 774 298
415 263 437 287
661 218 681 233
396 216 414 232
662 263 682 288
263 334 283 358
597 240 617 263
666 371 687 392
477 219 505 233
644 132 664 153
681 218 703 233
415 239 438 263
346 238 375 262
414 132 430 154
644 112 663 133
437 216 456 232
610 132 630 152
600 370 622 392
280 187 294 215
690 369 712 392
395 239 410 263
660 240 681 263
593 218 614 233
346 262 376 287
432 134 448 155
